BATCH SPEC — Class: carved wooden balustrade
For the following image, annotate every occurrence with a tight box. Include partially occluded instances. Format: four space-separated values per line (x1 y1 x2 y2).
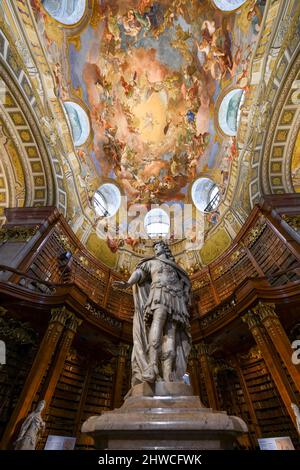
0 207 134 323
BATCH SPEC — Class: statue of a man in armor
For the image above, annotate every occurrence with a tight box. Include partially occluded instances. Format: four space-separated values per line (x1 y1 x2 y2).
113 241 191 385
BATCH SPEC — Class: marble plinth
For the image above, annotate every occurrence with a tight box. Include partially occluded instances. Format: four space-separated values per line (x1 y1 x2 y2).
81 382 247 450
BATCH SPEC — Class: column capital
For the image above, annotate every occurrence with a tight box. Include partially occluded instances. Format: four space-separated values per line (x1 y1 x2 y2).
190 345 200 359
50 306 71 325
252 302 277 321
67 314 82 333
242 311 261 329
196 342 211 356
117 343 130 357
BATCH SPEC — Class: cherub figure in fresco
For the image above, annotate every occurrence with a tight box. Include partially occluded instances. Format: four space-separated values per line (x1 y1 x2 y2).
236 46 253 88
122 9 150 39
125 236 140 251
247 0 266 35
224 137 238 164
52 62 68 99
201 20 216 43
106 236 122 253
106 6 121 42
187 155 198 180
120 76 134 97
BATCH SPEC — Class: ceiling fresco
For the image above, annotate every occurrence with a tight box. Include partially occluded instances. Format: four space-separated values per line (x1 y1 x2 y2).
27 0 268 268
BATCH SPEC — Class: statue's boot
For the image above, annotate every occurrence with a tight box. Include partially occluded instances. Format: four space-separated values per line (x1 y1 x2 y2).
142 346 160 382
161 351 175 382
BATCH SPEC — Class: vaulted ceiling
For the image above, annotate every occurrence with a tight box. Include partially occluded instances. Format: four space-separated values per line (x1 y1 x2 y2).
0 0 299 274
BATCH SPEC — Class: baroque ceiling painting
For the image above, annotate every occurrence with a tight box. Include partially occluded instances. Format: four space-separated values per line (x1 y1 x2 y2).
28 0 269 272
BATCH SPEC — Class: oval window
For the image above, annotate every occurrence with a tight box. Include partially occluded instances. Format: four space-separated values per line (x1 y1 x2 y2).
144 208 170 238
42 0 86 25
93 183 121 217
191 178 220 213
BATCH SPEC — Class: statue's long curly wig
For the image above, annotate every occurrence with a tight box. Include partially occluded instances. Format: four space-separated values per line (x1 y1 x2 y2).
153 240 175 262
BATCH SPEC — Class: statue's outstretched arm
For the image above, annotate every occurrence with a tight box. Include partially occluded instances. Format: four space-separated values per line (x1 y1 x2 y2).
113 268 143 290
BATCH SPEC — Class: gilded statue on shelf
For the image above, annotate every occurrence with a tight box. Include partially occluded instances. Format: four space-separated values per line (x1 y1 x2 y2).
113 240 191 385
14 400 46 450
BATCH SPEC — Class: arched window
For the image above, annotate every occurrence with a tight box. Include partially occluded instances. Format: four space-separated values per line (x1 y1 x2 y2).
92 183 121 217
191 178 220 213
42 0 86 25
63 101 90 146
144 208 170 238
212 0 248 11
218 89 244 136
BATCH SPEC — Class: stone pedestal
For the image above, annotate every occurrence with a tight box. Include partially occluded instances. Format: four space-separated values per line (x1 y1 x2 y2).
82 382 247 450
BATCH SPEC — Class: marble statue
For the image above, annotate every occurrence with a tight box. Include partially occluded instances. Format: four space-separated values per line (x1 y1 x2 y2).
291 402 300 435
14 400 46 450
113 240 191 385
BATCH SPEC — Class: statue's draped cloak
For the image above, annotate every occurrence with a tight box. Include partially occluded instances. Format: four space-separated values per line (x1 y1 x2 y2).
131 256 192 385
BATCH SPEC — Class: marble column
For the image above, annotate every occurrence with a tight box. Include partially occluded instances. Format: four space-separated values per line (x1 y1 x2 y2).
253 302 300 394
42 313 82 415
0 306 70 449
112 343 130 409
242 311 298 429
197 342 219 410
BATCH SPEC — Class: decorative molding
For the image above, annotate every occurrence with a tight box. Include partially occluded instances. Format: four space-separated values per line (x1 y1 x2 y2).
85 302 122 329
0 225 39 243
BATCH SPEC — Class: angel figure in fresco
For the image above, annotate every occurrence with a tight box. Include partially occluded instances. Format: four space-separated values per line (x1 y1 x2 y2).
122 10 150 38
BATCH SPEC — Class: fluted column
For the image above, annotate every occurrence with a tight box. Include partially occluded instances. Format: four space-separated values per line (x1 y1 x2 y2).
197 342 219 410
242 311 298 428
253 302 300 394
42 313 82 415
0 306 70 449
112 343 130 409
188 346 201 397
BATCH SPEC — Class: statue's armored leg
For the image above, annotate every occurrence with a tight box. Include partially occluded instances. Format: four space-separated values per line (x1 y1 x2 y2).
161 320 176 381
145 307 167 382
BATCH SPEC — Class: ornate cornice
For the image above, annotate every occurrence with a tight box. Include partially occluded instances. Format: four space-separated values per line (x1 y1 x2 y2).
0 225 39 243
85 302 122 329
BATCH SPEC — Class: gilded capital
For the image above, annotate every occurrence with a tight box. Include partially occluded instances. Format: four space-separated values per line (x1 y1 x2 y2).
253 302 277 322
242 311 261 329
67 314 82 333
190 345 199 360
118 343 130 357
50 306 71 325
196 342 210 356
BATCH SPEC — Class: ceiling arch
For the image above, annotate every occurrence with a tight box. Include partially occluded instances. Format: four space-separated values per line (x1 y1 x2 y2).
0 64 56 208
255 50 300 200
2 0 298 275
